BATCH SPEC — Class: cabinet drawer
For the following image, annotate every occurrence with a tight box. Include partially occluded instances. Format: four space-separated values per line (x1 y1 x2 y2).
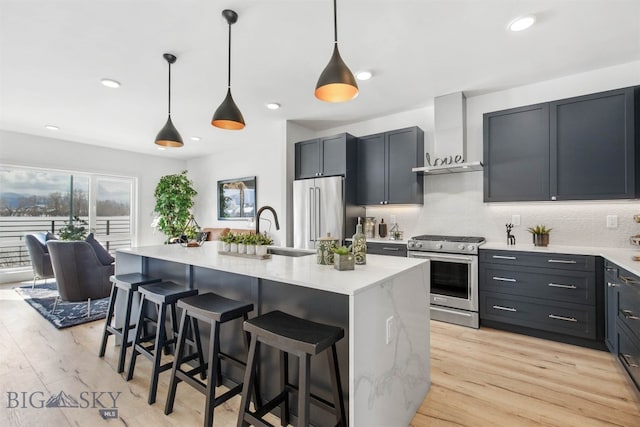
617 321 640 391
366 242 407 257
480 264 595 304
480 292 596 339
617 279 640 341
481 249 594 271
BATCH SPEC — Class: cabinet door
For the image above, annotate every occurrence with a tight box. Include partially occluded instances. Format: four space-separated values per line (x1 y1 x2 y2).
605 263 619 353
356 133 386 205
320 134 346 177
295 139 320 179
386 127 424 204
550 87 635 200
483 104 550 202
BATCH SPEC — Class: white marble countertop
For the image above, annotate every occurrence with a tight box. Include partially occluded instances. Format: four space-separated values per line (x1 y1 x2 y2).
482 241 640 276
118 243 426 296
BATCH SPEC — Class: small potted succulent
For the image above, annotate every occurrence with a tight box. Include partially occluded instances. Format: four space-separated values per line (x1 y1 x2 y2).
219 232 233 252
333 246 354 271
245 233 257 255
528 225 552 247
237 234 247 254
255 233 273 256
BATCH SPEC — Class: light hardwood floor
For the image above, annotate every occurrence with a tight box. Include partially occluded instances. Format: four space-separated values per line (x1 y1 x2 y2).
1 281 638 426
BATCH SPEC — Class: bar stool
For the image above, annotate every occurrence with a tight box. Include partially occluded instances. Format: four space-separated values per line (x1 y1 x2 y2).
99 273 162 373
126 281 204 405
238 310 347 427
164 292 258 427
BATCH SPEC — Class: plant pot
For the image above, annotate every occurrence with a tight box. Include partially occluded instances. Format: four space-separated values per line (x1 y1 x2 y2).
533 234 549 247
334 253 355 271
246 244 256 255
230 243 238 253
222 242 230 252
238 243 246 254
255 244 268 256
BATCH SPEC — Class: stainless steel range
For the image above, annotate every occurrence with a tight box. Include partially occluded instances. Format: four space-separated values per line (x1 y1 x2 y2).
407 235 485 328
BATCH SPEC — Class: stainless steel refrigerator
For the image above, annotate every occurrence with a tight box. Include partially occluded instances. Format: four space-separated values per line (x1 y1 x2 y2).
293 176 344 249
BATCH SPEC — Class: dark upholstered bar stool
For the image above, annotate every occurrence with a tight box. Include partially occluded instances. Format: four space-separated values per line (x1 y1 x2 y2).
165 292 257 427
238 310 347 427
126 281 203 405
99 273 161 373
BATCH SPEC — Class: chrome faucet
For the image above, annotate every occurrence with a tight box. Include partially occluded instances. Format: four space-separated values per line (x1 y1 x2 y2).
256 206 280 235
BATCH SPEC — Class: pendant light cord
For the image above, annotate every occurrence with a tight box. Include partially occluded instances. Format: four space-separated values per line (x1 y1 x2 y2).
227 22 232 88
167 60 172 115
333 0 338 43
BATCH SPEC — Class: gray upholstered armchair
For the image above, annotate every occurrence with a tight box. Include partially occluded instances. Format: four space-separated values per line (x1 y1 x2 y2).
25 232 55 288
46 240 114 312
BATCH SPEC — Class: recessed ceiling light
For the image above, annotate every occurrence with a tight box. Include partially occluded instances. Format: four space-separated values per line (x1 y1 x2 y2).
44 125 59 131
266 103 280 110
100 78 121 88
190 136 201 141
355 71 372 81
509 15 536 32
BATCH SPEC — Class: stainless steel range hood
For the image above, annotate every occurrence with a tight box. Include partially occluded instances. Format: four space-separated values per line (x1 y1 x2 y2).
412 92 483 175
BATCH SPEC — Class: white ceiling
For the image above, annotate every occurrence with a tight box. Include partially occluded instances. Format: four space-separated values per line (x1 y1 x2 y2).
1 0 639 160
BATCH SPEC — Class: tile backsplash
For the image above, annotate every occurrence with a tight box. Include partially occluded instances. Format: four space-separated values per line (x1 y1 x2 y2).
364 171 640 249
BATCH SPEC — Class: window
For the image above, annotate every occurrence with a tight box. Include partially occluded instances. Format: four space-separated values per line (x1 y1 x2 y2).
0 165 136 270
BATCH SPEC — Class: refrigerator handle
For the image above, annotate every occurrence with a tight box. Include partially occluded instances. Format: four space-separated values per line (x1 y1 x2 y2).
315 187 321 238
309 186 315 242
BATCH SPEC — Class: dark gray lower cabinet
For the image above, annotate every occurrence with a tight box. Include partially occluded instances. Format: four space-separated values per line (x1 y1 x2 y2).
615 268 640 391
479 249 603 348
604 261 619 353
366 242 407 257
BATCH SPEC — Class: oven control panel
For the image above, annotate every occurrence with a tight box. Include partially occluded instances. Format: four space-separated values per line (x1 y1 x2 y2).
408 240 481 255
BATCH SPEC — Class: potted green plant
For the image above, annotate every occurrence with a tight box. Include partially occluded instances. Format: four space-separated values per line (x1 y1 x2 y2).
153 170 197 243
245 233 257 255
237 233 248 254
219 232 234 252
333 246 354 271
528 224 552 247
255 233 273 256
58 216 90 240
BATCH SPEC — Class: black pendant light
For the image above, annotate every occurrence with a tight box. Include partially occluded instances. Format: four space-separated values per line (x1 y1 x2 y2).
315 0 358 103
155 53 183 147
212 9 245 130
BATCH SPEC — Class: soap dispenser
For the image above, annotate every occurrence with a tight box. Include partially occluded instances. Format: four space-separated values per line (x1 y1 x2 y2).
352 218 367 265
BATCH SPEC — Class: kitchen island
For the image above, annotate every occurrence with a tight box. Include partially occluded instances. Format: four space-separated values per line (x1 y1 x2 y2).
116 243 430 427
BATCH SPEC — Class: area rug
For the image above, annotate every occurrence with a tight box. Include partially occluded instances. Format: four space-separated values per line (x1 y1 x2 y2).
14 282 109 329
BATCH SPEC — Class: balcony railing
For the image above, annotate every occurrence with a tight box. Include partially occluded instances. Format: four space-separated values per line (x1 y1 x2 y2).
0 216 132 269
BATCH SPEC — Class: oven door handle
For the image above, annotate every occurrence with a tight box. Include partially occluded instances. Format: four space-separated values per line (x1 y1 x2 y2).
409 252 475 263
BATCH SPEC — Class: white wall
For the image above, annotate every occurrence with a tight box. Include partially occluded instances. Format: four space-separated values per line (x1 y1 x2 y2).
187 120 288 246
311 61 640 248
0 130 186 246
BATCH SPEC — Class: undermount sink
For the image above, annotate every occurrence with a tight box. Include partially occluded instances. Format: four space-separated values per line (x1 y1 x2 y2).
267 247 314 257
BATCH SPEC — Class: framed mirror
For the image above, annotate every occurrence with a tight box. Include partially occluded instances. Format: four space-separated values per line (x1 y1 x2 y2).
217 176 256 220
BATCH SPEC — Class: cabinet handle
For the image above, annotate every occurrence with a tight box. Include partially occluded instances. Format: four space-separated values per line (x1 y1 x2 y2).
551 196 557 201
620 275 640 285
605 266 618 273
548 314 577 323
492 276 517 282
621 310 640 320
547 283 577 289
492 305 517 312
621 354 639 369
607 282 617 288
492 255 517 260
548 259 577 264
382 247 400 251
379 201 384 205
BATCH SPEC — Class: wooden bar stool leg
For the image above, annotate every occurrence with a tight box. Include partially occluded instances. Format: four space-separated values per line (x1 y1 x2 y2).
165 308 189 415
298 354 311 427
243 313 262 408
237 337 260 427
279 350 290 426
328 344 347 427
205 321 221 427
148 302 167 405
117 288 134 373
98 284 118 357
126 294 146 381
191 316 207 380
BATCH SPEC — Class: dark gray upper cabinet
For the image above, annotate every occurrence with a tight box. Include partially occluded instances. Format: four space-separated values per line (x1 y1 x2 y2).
356 126 424 205
294 133 354 179
483 86 638 202
484 104 550 202
550 87 636 200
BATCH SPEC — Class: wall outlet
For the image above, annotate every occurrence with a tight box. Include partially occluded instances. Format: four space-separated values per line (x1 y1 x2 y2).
511 214 521 226
606 215 618 229
386 316 394 345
